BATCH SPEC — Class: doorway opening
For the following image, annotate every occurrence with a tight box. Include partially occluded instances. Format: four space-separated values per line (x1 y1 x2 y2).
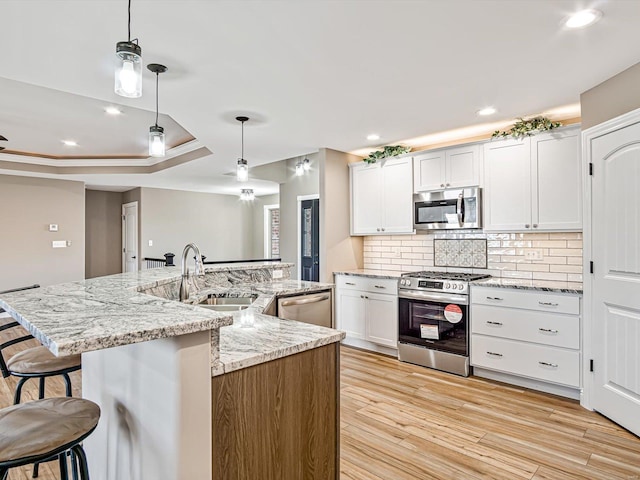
264 204 280 259
122 201 138 273
298 195 319 281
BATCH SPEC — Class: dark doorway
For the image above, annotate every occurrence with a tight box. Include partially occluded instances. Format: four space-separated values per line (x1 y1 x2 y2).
300 198 319 281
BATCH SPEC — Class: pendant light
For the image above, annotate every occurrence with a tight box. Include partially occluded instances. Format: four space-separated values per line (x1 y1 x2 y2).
303 157 311 171
147 63 167 157
236 116 250 182
295 159 305 176
240 189 255 201
115 0 142 98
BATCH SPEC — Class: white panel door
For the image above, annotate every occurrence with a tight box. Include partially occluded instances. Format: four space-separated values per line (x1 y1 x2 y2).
351 164 382 235
591 119 640 437
446 145 480 188
532 129 582 230
122 202 138 273
336 289 366 340
483 138 532 231
365 292 398 348
413 151 446 192
381 157 413 234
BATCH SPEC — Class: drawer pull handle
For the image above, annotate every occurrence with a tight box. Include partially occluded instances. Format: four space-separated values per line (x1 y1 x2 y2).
374 285 386 289
345 282 356 286
486 351 503 357
538 301 559 307
538 328 559 334
486 296 503 301
486 321 503 326
539 361 558 368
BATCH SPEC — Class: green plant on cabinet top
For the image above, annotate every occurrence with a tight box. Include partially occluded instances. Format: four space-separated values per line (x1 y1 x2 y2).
363 145 411 164
492 116 563 139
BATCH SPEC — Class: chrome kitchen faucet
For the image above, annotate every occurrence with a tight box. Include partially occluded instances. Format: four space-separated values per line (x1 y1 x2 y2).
179 243 205 302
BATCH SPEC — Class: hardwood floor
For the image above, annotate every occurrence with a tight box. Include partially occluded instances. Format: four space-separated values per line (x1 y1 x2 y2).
340 346 640 480
0 335 638 480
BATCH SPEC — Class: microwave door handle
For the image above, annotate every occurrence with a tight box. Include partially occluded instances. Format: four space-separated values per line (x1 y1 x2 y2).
457 193 464 225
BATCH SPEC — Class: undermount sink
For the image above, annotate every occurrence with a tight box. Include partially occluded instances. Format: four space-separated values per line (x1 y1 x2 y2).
197 295 257 312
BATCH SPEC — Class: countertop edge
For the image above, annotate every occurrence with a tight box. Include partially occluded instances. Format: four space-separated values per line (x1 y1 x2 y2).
471 280 583 295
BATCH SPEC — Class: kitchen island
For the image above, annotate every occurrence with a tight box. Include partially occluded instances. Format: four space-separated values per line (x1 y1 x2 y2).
0 263 343 480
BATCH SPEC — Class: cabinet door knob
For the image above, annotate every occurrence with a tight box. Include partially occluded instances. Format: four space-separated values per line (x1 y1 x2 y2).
533 224 538 228
440 183 445 188
525 224 530 229
446 183 451 186
381 228 385 231
376 228 380 232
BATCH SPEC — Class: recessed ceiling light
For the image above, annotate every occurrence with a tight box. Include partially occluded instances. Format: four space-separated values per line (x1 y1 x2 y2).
105 106 122 115
565 9 602 29
477 107 497 116
367 134 380 141
62 140 78 146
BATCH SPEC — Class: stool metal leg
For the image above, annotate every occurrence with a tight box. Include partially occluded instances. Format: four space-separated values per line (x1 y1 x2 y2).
58 452 69 480
62 372 73 397
32 462 39 477
13 377 28 404
70 450 79 480
72 444 90 480
38 377 45 399
0 467 7 480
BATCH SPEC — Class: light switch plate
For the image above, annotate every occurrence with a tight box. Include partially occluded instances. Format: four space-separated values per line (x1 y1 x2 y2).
272 269 283 279
148 240 153 247
52 240 67 248
49 224 58 232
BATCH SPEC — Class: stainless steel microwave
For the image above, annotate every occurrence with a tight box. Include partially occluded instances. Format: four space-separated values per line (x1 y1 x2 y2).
413 187 482 230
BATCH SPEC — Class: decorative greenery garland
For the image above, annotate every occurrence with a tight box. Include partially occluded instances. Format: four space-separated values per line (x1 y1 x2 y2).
363 145 411 164
492 116 562 139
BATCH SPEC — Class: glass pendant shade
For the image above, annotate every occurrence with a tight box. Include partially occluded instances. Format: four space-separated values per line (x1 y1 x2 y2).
303 158 311 171
149 125 165 157
295 161 304 176
237 159 249 182
115 42 142 98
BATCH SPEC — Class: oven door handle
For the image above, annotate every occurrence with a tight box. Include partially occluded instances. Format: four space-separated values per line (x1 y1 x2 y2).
399 289 469 305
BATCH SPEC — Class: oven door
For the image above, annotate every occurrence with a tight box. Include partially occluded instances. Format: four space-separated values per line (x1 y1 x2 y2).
398 290 469 356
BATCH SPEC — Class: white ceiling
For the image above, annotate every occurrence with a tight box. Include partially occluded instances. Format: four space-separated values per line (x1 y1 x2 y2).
1 0 639 195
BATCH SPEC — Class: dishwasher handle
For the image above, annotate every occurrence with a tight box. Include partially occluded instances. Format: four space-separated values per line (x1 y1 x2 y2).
279 293 331 307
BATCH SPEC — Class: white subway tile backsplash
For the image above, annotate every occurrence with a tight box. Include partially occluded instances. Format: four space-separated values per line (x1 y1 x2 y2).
362 231 583 285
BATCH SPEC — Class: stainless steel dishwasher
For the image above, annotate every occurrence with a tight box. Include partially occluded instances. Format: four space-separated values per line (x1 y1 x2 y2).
276 289 333 328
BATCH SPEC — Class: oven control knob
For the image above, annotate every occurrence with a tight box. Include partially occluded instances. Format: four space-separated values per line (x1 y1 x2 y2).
451 284 458 290
400 279 406 286
444 282 450 289
405 279 411 286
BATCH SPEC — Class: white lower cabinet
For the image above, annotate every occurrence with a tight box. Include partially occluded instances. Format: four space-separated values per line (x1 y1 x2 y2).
471 286 582 398
335 275 398 352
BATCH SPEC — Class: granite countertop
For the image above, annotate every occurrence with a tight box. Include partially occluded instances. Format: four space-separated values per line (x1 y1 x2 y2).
333 269 403 279
183 279 343 377
471 277 583 294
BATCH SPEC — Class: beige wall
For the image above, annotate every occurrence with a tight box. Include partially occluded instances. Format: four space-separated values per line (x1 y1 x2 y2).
138 187 254 262
251 193 280 259
319 148 363 283
0 175 85 290
581 62 640 130
278 154 320 279
85 190 123 279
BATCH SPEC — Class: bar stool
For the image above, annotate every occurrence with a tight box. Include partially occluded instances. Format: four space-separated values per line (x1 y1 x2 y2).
0 397 100 479
7 346 81 404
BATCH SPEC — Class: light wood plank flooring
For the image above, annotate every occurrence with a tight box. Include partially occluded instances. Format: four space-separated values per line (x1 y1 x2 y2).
340 346 640 480
0 335 638 480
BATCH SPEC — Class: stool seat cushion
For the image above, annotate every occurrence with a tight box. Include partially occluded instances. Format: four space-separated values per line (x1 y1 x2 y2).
7 346 81 375
0 397 100 462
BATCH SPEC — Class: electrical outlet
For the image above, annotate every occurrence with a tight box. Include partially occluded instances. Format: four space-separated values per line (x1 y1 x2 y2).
272 269 283 279
52 240 67 248
525 249 543 261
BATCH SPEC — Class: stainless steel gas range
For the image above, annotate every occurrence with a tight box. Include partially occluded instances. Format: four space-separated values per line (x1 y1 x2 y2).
398 271 490 376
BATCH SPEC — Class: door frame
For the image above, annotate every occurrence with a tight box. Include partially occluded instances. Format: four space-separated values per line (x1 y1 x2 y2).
297 194 320 280
263 203 279 258
122 201 139 273
581 106 640 411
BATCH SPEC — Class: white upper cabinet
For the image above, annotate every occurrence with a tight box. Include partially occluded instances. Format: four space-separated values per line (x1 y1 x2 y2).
414 144 480 192
483 126 581 232
350 157 413 236
532 130 582 230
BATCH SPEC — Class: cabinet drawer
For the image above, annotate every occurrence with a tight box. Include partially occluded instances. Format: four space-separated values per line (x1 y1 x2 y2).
336 275 398 294
472 286 580 315
471 335 580 387
472 304 580 349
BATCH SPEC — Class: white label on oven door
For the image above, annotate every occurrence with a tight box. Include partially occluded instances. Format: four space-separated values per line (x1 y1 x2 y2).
420 324 439 340
444 304 463 324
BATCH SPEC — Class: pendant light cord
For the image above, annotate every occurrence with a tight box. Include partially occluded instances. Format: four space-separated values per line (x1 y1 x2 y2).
155 72 159 127
127 0 132 41
241 120 244 159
